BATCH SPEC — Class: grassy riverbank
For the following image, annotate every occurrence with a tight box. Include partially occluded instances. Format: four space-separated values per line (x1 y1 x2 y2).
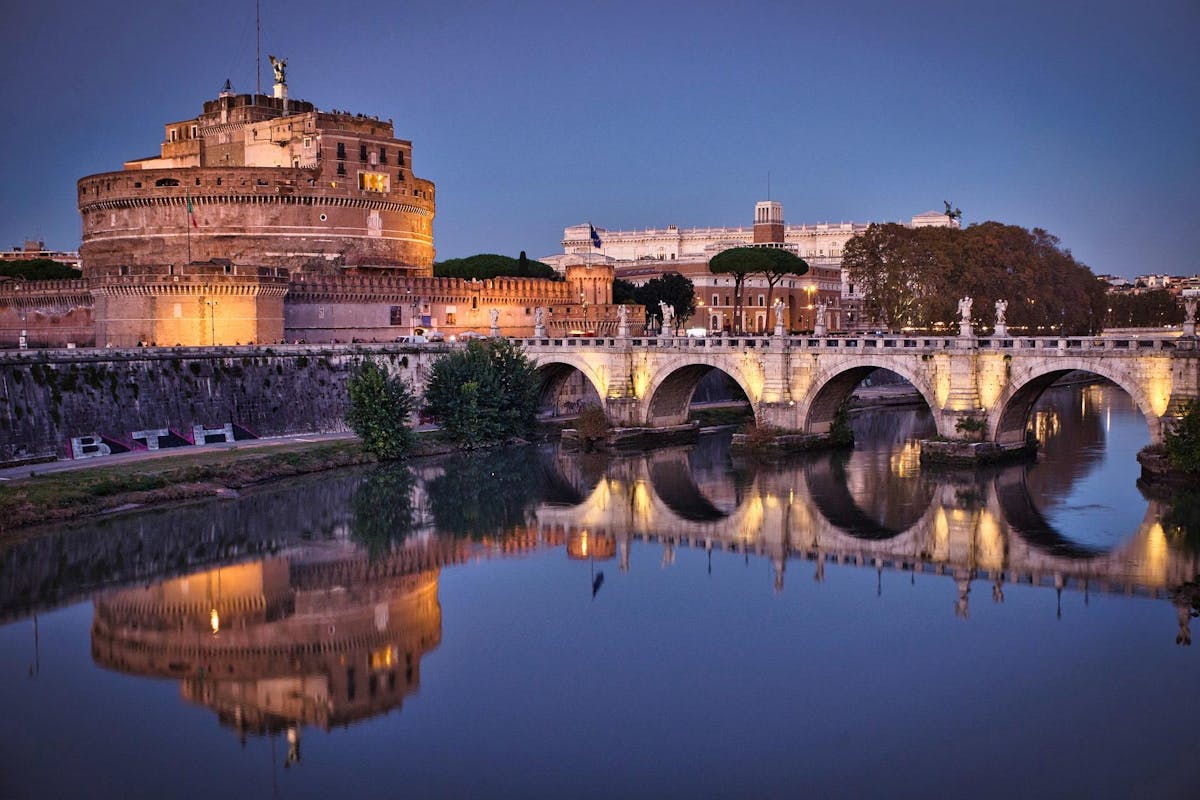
0 434 465 536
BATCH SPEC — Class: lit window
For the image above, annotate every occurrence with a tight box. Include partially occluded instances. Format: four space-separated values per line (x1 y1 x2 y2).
358 171 390 192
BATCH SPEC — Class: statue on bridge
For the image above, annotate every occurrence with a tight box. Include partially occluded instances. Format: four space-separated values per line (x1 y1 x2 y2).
1184 295 1198 337
659 301 675 335
813 301 828 337
958 296 974 337
618 304 630 337
994 299 1009 337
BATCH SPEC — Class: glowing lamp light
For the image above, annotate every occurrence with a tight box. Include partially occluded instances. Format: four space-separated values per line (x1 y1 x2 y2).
567 530 616 561
209 608 220 635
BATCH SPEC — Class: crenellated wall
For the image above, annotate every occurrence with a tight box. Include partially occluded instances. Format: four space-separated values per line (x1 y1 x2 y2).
0 279 94 348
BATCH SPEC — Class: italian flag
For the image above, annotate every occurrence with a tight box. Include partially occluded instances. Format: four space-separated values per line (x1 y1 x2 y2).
186 192 198 228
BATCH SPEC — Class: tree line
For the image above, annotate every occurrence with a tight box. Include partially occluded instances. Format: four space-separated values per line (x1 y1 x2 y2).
841 222 1109 334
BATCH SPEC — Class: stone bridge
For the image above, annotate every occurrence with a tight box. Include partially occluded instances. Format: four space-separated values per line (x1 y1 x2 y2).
519 332 1200 445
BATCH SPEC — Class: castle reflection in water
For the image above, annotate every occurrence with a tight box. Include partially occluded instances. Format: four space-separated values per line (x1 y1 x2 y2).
71 389 1200 759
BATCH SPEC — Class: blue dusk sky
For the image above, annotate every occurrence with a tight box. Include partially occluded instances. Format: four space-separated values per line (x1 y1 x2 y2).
1 0 1196 278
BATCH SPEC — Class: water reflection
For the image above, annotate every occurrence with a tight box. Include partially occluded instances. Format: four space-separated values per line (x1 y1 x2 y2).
2 384 1198 769
91 541 463 752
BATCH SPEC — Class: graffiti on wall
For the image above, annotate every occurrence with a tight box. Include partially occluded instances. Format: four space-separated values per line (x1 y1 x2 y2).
70 423 257 459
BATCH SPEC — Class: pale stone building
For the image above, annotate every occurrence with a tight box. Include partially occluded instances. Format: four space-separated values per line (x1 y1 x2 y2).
545 203 958 332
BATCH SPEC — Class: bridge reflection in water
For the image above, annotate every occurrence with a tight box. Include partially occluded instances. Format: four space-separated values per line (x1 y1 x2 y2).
88 433 1199 752
535 444 1197 612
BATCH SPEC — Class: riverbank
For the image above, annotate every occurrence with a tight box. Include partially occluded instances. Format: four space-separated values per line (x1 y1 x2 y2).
0 433 468 537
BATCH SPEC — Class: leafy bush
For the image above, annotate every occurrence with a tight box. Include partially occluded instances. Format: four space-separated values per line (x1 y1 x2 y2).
1166 403 1200 474
345 359 416 459
575 405 610 445
423 339 540 447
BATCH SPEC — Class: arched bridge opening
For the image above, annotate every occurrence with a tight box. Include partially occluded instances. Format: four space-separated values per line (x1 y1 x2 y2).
645 365 751 428
993 369 1152 447
806 367 937 436
535 362 604 419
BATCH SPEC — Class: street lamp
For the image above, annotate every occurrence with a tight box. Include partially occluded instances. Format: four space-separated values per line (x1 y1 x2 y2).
205 288 219 345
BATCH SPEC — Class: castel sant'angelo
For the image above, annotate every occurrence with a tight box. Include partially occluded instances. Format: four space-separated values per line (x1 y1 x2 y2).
2 61 620 348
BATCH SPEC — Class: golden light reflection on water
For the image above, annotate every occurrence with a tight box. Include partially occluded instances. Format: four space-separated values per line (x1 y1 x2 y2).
890 440 922 478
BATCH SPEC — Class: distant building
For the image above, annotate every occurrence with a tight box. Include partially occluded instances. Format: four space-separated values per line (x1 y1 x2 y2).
546 204 958 332
0 240 81 270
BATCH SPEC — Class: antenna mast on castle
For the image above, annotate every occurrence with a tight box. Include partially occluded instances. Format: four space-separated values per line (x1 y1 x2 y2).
256 0 261 95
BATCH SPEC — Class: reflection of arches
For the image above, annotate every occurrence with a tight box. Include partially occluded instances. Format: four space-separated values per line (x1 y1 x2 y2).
535 361 605 416
804 454 933 539
804 363 938 435
644 364 752 426
993 470 1107 558
993 364 1154 445
648 454 728 522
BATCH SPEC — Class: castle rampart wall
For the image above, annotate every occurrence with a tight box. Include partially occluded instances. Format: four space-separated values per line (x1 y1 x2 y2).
0 280 95 348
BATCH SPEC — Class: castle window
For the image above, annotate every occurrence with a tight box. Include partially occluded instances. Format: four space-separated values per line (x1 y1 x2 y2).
337 163 346 176
155 178 179 187
379 147 388 164
134 182 142 188
397 168 405 181
389 306 404 325
358 171 389 192
712 294 718 306
336 142 346 159
397 151 405 166
195 178 201 186
190 125 198 138
303 137 312 149
168 129 177 142
359 144 367 162
216 178 222 186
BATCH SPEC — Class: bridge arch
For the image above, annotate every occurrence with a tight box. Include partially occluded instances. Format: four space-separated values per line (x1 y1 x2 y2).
532 357 608 418
990 359 1160 446
800 359 942 435
642 356 757 427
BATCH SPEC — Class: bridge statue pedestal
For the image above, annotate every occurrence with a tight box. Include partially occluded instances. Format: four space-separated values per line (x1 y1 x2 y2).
813 322 827 337
994 323 1008 338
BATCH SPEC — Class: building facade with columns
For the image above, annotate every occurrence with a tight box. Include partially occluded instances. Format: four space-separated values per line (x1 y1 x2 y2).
545 203 958 333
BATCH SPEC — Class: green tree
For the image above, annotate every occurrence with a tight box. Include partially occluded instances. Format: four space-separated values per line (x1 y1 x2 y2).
636 272 696 331
1105 290 1183 329
0 258 82 280
346 359 417 459
612 278 639 305
434 253 562 281
423 338 540 446
709 247 808 333
1166 403 1200 475
843 221 1105 334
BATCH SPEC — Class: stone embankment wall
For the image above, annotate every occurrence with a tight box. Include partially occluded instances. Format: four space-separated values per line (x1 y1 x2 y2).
0 343 444 463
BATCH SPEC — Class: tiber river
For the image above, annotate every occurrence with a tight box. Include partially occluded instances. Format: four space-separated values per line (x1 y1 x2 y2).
1 382 1197 799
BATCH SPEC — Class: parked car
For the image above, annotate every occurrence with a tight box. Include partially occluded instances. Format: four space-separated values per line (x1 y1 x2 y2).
428 331 445 342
